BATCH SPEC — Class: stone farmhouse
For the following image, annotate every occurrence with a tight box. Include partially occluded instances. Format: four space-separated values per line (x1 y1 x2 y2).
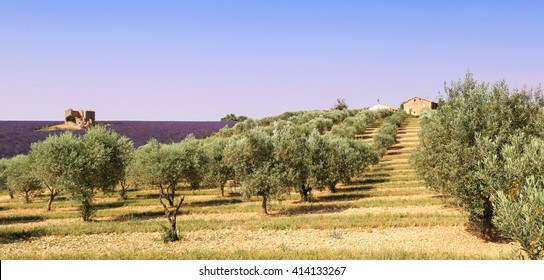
403 97 437 116
65 109 95 128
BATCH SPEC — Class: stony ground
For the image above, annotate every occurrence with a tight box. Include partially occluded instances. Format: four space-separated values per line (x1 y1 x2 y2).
0 117 519 259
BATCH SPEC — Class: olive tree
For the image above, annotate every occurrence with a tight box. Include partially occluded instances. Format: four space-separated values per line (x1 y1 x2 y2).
30 127 132 220
73 127 133 221
130 139 191 241
307 117 333 134
131 139 185 207
413 72 544 235
372 110 406 157
493 177 544 260
117 140 136 200
307 131 377 193
30 132 80 211
332 98 348 110
476 134 544 258
322 134 376 192
272 123 312 202
0 158 8 191
5 155 41 203
203 137 234 197
130 136 207 240
177 135 208 191
224 127 284 214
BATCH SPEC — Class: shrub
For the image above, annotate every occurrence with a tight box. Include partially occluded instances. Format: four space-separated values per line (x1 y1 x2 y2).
65 115 76 123
160 224 181 243
372 110 406 156
493 177 544 260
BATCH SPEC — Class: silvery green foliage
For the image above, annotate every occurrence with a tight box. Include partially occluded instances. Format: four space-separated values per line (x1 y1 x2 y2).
308 131 377 193
224 127 280 214
331 110 380 138
76 127 134 221
117 140 136 200
412 71 544 234
233 119 258 135
175 134 208 191
306 117 333 134
330 125 356 138
343 110 378 134
493 177 544 260
131 136 207 207
482 135 544 258
81 127 134 193
373 110 407 157
29 127 133 220
221 109 374 138
0 158 7 187
272 122 313 201
202 137 234 197
5 155 41 203
29 132 82 211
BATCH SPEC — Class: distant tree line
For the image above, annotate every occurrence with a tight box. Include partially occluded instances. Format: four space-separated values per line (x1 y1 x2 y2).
221 114 248 122
413 71 544 259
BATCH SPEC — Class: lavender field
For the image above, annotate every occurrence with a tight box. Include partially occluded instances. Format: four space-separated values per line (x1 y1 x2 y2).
0 121 236 158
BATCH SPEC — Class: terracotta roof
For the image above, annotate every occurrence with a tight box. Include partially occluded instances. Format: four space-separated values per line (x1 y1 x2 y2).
405 96 437 104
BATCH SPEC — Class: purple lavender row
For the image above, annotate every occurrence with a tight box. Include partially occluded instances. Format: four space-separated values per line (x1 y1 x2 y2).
0 121 236 158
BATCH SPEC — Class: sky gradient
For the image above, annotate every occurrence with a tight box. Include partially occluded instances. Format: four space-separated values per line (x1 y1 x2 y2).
1 0 543 121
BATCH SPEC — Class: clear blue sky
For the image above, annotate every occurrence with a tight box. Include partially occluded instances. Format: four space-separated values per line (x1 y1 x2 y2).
1 0 543 121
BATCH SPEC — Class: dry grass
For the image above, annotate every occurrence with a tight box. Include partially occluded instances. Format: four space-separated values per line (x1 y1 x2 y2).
0 117 519 259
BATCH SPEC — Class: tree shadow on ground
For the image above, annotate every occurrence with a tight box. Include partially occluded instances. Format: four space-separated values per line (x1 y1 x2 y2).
370 166 396 172
350 178 390 185
189 198 243 207
133 193 158 200
94 201 128 210
362 172 392 178
387 145 405 150
315 193 369 202
0 228 47 244
0 215 45 225
465 223 510 243
226 192 242 197
385 151 404 156
336 185 375 193
34 195 69 201
108 210 166 222
272 204 351 216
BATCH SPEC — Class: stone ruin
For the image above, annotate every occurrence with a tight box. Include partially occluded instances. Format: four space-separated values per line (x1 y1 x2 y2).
65 109 95 129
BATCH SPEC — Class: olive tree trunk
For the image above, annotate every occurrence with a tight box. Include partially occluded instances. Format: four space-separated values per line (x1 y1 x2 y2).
261 196 268 214
47 188 59 211
159 195 185 241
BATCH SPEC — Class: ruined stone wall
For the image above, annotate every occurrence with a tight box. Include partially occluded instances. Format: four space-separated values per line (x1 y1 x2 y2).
64 109 95 128
84 111 95 123
65 109 82 119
